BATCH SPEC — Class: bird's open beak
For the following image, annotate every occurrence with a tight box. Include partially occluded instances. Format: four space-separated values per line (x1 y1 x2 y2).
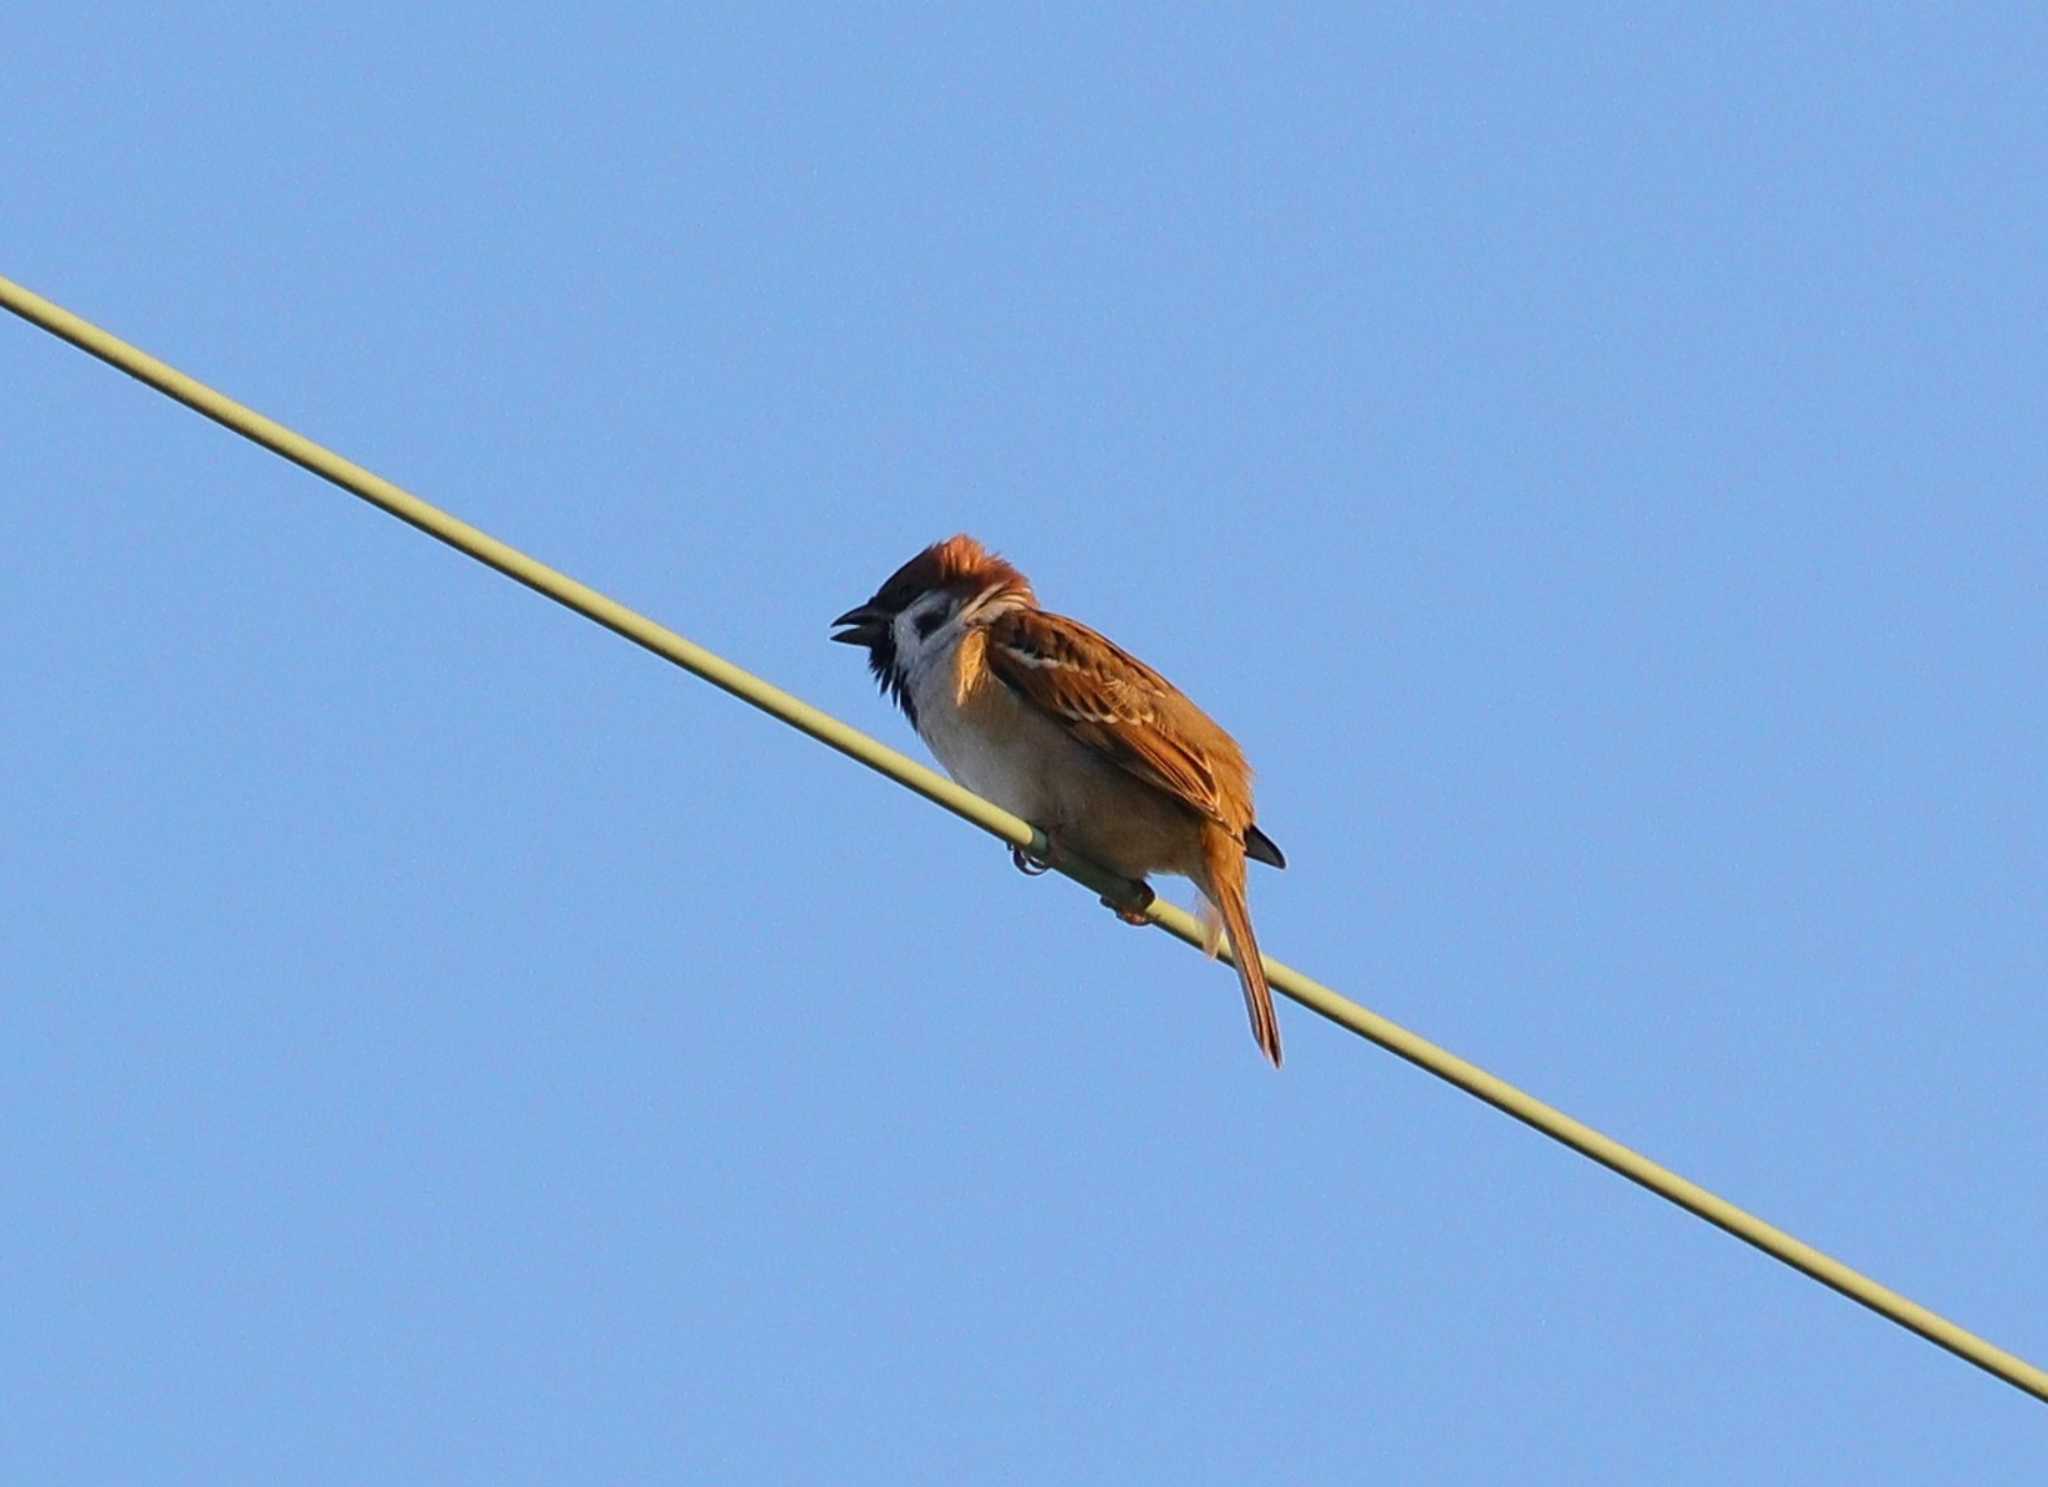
830 604 887 646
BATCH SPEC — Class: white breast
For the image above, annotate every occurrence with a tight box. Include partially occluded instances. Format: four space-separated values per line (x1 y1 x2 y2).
898 628 1207 882
905 649 1049 820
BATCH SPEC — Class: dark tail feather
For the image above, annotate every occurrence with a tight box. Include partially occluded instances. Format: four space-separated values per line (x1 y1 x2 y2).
1203 827 1283 1068
1244 824 1286 869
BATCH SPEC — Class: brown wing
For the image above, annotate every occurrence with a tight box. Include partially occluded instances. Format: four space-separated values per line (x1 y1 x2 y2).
984 608 1253 831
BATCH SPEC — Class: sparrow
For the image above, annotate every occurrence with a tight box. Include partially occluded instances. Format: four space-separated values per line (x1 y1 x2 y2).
831 534 1288 1066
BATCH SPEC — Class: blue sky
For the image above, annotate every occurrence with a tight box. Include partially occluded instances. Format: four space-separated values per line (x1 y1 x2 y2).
6 5 2044 1481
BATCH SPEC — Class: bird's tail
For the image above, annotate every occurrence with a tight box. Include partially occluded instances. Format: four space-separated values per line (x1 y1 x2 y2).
1201 825 1283 1068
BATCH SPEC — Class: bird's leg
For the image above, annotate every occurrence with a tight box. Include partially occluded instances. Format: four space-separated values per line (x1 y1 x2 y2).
1100 880 1156 927
1011 829 1068 877
1011 834 1154 925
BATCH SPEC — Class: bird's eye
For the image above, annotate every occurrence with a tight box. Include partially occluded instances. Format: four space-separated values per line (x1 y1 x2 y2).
913 609 946 640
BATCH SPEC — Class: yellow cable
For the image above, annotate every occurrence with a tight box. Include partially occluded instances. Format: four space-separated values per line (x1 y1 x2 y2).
5 270 2042 1406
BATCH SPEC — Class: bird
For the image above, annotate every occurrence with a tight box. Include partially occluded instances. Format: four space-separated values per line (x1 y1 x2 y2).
830 534 1288 1066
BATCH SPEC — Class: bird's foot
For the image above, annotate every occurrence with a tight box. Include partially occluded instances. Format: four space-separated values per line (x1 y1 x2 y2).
1100 882 1156 926
1012 837 1151 925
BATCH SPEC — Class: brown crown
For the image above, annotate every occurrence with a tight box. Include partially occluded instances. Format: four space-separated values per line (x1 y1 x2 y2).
866 533 1034 613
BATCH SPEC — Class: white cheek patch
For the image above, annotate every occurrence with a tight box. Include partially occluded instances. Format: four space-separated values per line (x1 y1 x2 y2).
893 597 964 695
894 601 945 658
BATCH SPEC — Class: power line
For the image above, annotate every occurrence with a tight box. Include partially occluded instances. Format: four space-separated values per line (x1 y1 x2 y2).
5 269 2043 1407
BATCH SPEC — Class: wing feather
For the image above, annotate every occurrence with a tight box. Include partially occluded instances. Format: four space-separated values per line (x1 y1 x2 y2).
984 609 1247 830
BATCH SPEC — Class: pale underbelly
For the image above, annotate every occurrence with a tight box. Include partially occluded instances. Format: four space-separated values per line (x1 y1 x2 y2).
914 696 1203 881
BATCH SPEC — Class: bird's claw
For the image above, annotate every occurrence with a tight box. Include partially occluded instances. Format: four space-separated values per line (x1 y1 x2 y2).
1010 846 1052 877
1100 882 1156 926
1011 840 1150 924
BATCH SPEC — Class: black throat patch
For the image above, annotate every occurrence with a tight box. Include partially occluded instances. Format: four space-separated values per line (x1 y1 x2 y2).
863 633 917 728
